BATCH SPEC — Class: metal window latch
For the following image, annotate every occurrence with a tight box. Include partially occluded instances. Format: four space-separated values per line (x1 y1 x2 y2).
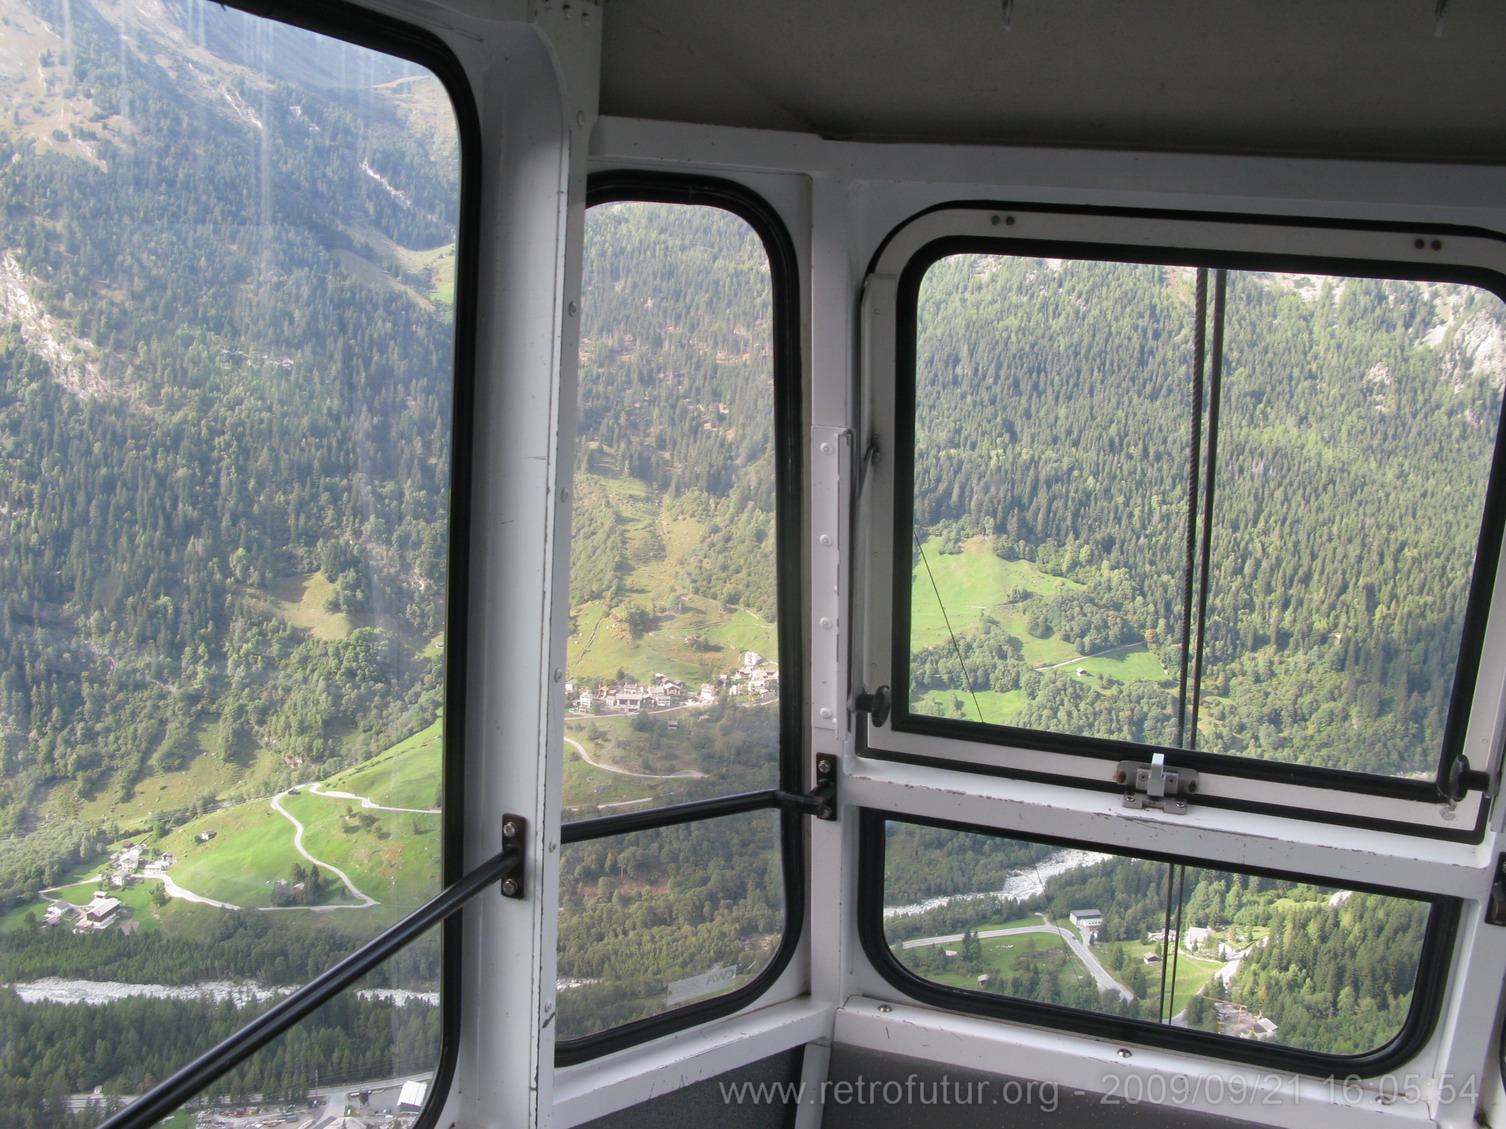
854 685 891 728
500 814 527 898
1441 754 1491 805
778 754 839 821
1486 854 1506 926
1117 760 1198 815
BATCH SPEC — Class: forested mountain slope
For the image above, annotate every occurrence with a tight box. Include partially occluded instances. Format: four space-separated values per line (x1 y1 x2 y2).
0 0 458 878
910 255 1506 776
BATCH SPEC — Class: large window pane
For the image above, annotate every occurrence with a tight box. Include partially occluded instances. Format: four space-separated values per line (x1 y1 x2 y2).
879 820 1436 1058
566 202 780 819
556 810 785 1041
907 256 1506 778
0 0 457 1119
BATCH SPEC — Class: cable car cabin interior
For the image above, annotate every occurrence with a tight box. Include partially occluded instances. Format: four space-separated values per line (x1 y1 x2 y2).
3 0 1506 1127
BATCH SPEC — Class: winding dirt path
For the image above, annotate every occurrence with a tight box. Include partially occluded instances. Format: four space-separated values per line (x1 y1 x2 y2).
267 788 376 910
563 734 705 780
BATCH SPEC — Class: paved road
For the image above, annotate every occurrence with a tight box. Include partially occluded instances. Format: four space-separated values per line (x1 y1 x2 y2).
902 921 1134 1001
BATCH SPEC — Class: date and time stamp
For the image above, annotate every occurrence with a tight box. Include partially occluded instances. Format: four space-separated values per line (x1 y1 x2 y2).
1095 1071 1480 1109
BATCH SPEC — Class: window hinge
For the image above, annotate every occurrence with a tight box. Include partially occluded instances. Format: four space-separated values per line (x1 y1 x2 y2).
778 754 839 821
500 814 527 898
1117 760 1198 815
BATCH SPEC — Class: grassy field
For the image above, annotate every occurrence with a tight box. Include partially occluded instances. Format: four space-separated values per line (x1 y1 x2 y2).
159 802 304 909
281 791 440 911
566 471 778 689
322 719 443 811
912 687 1028 723
258 571 355 640
918 929 1072 991
911 537 1083 664
1098 939 1227 1016
561 734 660 815
69 719 245 827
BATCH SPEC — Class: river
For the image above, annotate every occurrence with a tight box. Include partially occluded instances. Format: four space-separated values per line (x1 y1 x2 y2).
7 977 438 1007
881 847 1105 918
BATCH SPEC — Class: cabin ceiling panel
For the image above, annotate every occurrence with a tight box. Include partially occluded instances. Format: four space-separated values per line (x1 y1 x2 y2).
595 0 1506 162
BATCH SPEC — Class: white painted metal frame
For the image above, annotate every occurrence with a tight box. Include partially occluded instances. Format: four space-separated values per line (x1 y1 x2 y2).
406 2 600 1127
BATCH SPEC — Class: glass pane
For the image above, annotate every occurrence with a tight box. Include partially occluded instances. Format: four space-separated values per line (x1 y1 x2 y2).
908 255 1506 778
882 821 1432 1057
557 809 785 1041
0 0 457 1119
909 256 1194 743
1201 272 1504 775
566 202 779 819
8 945 439 1124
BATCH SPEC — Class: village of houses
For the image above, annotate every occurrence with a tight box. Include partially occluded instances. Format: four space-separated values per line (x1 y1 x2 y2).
571 651 778 715
39 838 185 935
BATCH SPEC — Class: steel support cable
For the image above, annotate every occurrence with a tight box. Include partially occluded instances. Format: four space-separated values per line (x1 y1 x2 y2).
1166 864 1188 1026
1157 863 1176 1022
1188 271 1228 743
97 844 522 1129
914 529 987 723
1175 268 1210 747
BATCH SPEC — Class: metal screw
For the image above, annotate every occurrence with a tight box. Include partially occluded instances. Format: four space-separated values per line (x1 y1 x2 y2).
1117 1048 1132 1059
502 821 518 839
501 878 519 896
819 707 833 720
819 805 833 819
991 214 1001 226
819 534 833 546
877 1004 892 1013
576 110 586 127
820 442 834 455
817 758 833 775
553 668 564 682
567 301 579 316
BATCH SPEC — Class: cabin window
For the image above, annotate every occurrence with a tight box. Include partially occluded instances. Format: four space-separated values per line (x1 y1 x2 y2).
0 0 465 1119
852 206 1506 1073
556 180 802 1060
862 812 1456 1071
860 207 1506 836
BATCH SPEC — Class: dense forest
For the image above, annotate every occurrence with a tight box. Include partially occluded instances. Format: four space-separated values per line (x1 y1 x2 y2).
0 987 438 1126
911 256 1506 776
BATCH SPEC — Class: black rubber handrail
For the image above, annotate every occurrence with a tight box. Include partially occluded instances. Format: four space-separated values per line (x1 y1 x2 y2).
561 786 830 843
97 845 521 1129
